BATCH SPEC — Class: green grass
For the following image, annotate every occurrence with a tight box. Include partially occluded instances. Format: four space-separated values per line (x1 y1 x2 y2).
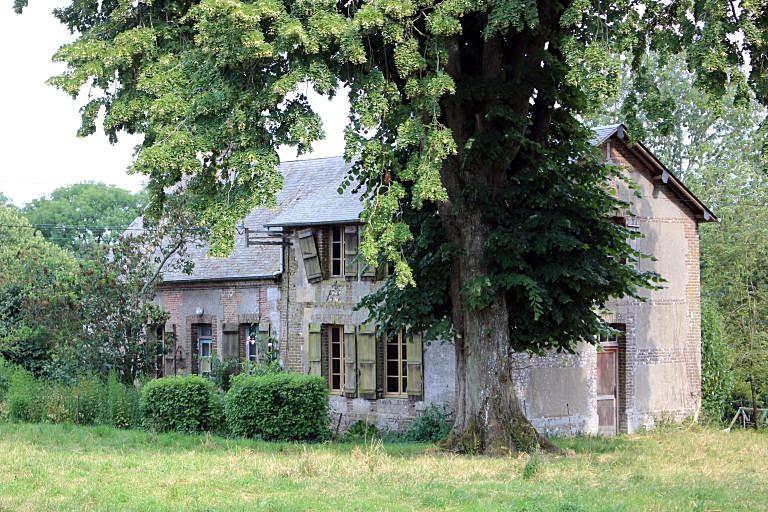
0 422 765 511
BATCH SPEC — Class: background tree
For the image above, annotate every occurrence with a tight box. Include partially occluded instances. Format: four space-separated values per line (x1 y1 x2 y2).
0 193 14 208
22 182 147 256
19 0 768 451
0 205 79 374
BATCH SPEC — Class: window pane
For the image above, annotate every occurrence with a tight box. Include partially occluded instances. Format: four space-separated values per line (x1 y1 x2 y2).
201 342 211 357
402 361 408 377
199 324 212 337
387 361 398 377
331 328 340 343
402 377 408 392
387 377 399 393
332 260 341 276
332 359 340 374
332 375 341 390
402 340 407 359
387 344 398 359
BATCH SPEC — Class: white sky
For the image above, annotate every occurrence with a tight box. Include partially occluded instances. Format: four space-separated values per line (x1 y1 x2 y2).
0 2 348 207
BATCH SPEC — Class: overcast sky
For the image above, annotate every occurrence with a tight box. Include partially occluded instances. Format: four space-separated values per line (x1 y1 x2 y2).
0 3 348 207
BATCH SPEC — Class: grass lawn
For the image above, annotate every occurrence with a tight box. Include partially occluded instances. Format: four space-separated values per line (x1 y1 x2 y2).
0 423 765 511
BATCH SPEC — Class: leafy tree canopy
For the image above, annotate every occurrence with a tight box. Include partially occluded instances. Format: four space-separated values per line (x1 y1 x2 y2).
21 182 147 256
17 0 768 451
0 205 79 374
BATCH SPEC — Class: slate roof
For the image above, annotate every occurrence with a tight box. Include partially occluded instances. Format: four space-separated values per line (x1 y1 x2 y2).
158 156 357 283
146 125 714 283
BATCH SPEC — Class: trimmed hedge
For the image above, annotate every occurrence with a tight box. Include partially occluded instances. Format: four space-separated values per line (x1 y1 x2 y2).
225 373 328 441
140 376 222 434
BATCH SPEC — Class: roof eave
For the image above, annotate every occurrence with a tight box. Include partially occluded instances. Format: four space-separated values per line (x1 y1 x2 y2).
610 125 718 223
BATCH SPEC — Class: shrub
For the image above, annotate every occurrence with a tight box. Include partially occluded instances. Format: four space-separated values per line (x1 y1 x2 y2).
225 373 328 441
103 372 141 429
140 376 222 434
209 357 241 392
6 368 44 423
402 404 452 443
343 420 381 441
0 357 18 403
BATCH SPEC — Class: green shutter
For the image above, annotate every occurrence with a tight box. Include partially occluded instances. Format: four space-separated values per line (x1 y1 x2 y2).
308 323 322 376
343 324 357 397
344 226 359 278
407 331 423 400
357 323 377 399
298 229 322 282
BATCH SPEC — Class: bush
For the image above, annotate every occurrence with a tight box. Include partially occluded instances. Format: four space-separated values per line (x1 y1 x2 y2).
225 373 328 441
6 368 44 423
342 420 381 441
141 376 222 434
0 357 18 403
402 404 453 443
103 372 141 429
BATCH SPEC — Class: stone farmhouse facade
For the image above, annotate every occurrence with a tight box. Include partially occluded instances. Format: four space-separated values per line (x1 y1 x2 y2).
146 124 715 435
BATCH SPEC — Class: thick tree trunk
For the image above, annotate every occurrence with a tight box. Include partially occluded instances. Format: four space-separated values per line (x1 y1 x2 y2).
440 212 558 454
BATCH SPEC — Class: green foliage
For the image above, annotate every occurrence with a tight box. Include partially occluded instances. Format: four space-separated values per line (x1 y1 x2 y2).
522 452 543 480
22 0 768 443
0 206 80 374
6 369 43 423
208 357 241 392
225 373 328 441
21 183 147 256
343 420 381 441
140 376 223 434
401 404 452 443
701 301 734 421
3 369 141 428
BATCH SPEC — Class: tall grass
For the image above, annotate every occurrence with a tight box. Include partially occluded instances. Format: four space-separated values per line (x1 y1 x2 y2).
0 423 765 511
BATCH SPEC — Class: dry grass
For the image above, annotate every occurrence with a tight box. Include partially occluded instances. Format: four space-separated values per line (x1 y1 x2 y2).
0 423 765 511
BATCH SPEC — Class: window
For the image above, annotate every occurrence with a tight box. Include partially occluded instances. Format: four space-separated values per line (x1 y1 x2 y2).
598 324 625 347
246 324 259 363
328 325 344 393
198 324 213 375
385 329 408 396
331 226 343 277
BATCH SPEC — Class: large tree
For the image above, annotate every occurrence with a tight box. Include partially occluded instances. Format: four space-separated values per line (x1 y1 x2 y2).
22 182 147 256
17 0 768 452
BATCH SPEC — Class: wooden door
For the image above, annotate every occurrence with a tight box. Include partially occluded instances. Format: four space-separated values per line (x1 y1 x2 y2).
596 349 618 434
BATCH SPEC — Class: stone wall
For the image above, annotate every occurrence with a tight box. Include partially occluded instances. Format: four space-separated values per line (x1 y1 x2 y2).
155 279 280 375
281 227 456 432
511 137 704 435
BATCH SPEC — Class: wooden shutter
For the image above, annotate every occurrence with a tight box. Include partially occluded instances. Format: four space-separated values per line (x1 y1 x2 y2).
222 323 239 360
406 331 423 400
344 226 359 278
357 323 377 399
343 324 357 397
298 229 322 282
190 324 199 376
308 323 322 376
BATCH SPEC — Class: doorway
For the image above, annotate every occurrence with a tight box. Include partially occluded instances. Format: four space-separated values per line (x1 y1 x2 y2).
596 348 619 435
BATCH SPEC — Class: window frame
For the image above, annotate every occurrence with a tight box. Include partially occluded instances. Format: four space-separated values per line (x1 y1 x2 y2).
384 329 408 398
328 324 345 394
198 324 213 376
330 225 344 277
245 323 259 363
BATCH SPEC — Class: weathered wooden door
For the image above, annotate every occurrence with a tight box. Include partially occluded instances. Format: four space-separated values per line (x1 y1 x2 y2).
596 349 618 435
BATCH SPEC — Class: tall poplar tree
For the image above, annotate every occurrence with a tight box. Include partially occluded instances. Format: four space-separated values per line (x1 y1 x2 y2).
16 0 768 452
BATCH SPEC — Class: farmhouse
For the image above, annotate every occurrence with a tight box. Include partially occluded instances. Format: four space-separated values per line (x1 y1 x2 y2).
147 124 716 435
